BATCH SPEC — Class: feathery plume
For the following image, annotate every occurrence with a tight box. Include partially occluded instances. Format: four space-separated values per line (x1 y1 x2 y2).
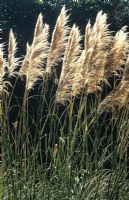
86 11 112 93
0 43 4 94
7 29 19 77
20 43 31 76
0 44 3 79
73 11 112 96
98 54 129 113
20 13 50 90
56 24 82 103
84 20 92 51
97 84 121 113
46 5 70 74
72 48 93 97
123 54 129 82
104 26 129 78
0 43 8 96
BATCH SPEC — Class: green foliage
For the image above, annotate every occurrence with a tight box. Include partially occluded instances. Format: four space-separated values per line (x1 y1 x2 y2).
2 90 129 199
1 0 129 49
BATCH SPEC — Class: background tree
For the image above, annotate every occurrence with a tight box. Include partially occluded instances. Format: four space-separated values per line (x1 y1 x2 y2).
0 0 129 55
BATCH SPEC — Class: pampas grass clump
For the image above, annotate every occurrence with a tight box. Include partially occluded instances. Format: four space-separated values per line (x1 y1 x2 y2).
1 6 129 199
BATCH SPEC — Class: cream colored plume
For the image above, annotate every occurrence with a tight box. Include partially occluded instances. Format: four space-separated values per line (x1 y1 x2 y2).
73 11 112 96
0 43 4 94
46 5 70 74
21 43 31 76
7 29 19 77
0 43 8 96
105 26 129 78
56 24 82 103
20 13 50 90
98 55 129 113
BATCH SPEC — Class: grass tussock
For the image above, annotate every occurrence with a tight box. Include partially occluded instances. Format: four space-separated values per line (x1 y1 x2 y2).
0 6 129 199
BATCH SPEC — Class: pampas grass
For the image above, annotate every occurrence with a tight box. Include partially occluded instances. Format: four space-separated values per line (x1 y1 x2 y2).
46 5 70 74
20 13 49 90
7 29 20 78
56 24 82 103
104 26 129 78
0 43 4 94
98 54 129 113
72 11 112 96
1 8 129 110
1 6 129 199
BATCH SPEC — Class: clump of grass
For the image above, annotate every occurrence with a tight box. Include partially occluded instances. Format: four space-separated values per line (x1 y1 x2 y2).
1 6 129 199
